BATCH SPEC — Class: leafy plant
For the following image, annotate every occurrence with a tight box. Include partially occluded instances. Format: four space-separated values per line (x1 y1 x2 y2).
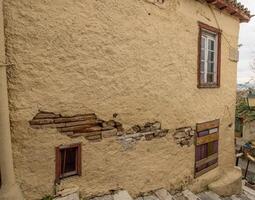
236 90 255 122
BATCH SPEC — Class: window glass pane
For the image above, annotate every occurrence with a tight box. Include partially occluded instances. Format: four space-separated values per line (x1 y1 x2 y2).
208 51 214 62
65 148 76 173
208 39 215 51
61 149 65 174
61 147 77 174
200 72 205 84
207 73 214 83
214 72 217 83
208 62 214 73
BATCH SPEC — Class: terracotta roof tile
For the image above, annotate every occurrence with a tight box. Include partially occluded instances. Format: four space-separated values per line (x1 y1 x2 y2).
206 0 251 22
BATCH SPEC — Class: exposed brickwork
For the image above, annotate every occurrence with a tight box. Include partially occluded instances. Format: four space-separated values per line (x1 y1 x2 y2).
29 111 169 143
29 111 122 141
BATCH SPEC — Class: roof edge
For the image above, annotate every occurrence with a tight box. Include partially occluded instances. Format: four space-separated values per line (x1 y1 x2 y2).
206 0 251 23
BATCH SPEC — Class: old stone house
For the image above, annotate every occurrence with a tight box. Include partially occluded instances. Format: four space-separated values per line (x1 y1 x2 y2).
0 0 252 199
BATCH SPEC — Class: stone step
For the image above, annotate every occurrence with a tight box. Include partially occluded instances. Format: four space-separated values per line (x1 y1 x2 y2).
113 190 133 200
172 194 188 200
134 198 144 200
154 189 174 200
91 194 114 200
231 194 251 200
242 184 255 200
143 195 160 200
182 190 201 200
198 191 221 200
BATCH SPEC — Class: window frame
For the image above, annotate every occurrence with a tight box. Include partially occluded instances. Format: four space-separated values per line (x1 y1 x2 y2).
198 22 222 88
55 143 82 182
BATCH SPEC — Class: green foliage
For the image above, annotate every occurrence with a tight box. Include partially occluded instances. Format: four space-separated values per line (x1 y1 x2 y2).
41 195 54 200
236 97 255 122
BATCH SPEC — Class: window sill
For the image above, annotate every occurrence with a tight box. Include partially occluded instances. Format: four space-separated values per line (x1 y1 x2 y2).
197 84 220 89
60 171 79 179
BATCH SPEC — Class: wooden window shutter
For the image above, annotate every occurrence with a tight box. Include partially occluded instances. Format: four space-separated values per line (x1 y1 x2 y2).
195 119 220 178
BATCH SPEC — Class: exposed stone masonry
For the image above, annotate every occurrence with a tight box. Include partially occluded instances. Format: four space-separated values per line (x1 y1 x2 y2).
29 111 170 143
29 111 123 141
173 127 195 147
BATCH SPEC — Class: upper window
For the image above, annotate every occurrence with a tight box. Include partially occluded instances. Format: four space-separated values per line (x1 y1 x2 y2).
55 143 81 181
198 22 221 88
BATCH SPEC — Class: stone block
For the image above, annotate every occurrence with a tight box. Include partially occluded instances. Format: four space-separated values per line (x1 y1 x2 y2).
143 195 159 200
84 132 102 141
113 190 133 200
182 190 201 200
208 167 242 197
91 195 114 200
145 133 154 140
102 129 117 138
154 188 173 200
55 187 79 200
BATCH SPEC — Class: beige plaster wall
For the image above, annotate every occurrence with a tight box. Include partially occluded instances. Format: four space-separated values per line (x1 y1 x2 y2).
3 0 240 199
242 121 255 142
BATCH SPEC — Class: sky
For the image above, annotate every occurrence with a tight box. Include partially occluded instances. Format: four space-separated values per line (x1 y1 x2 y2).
237 0 255 83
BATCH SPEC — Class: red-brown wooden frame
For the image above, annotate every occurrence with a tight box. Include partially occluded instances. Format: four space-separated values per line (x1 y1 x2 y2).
197 22 222 88
55 143 82 183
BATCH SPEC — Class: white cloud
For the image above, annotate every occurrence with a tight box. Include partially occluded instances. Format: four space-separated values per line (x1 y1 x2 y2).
237 0 255 83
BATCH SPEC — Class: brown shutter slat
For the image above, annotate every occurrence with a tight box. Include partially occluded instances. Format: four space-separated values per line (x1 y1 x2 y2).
196 153 218 168
195 162 218 178
196 133 219 145
196 119 220 132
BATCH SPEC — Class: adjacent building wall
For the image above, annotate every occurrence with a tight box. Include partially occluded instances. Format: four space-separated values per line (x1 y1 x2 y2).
241 121 255 142
3 0 240 199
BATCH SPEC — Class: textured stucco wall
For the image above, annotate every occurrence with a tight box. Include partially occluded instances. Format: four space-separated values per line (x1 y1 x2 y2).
242 121 255 142
3 0 240 199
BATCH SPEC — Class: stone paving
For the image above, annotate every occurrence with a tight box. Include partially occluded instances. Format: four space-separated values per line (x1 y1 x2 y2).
87 186 255 200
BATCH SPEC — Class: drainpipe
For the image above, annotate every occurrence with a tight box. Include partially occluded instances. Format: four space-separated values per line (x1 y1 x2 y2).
0 0 23 199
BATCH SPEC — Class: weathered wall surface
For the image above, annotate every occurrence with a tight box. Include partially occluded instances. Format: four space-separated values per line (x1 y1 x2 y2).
242 121 255 142
3 0 240 199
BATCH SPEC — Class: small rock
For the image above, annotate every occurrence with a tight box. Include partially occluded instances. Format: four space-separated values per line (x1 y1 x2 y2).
106 120 116 127
132 125 141 133
174 131 186 139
